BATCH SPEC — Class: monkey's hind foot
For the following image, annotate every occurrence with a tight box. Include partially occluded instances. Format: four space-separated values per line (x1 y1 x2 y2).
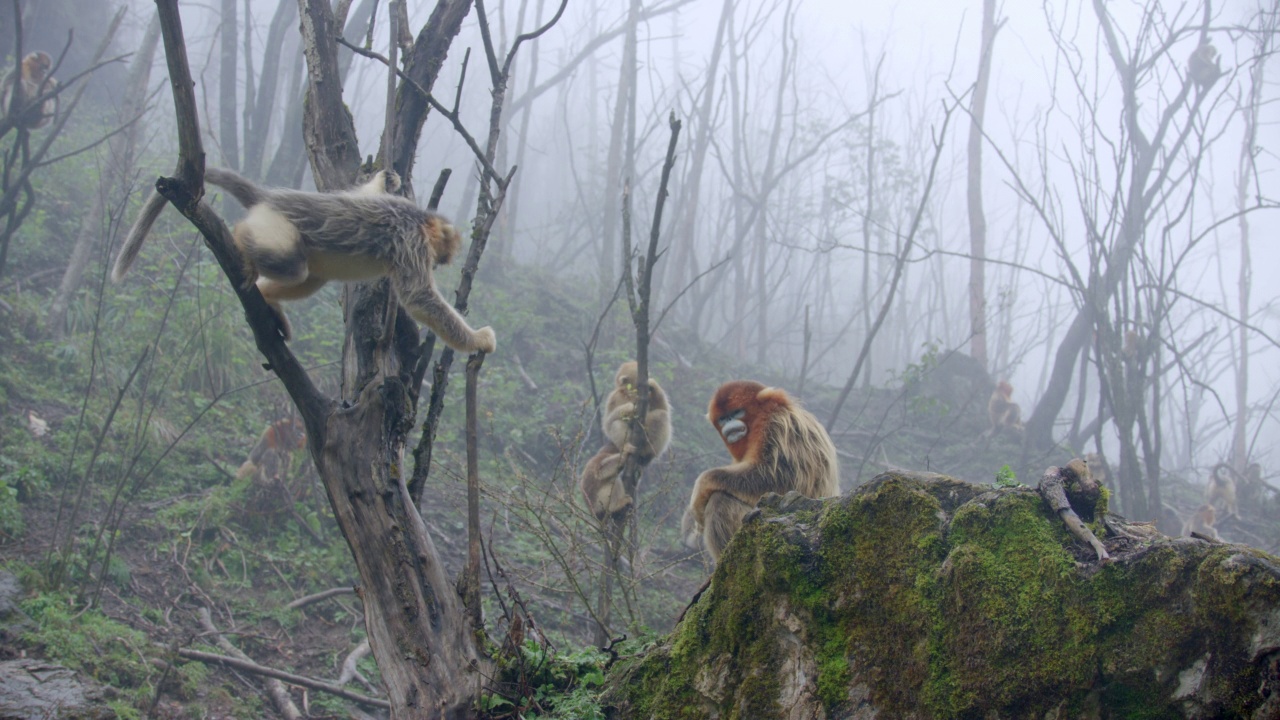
474 326 497 354
265 303 293 341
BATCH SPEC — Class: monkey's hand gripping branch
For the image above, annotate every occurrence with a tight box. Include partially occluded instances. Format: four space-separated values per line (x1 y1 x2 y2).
1038 463 1109 564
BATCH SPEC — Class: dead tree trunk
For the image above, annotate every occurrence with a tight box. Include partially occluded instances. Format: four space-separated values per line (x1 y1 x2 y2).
218 0 239 171
966 0 1002 369
141 0 515 715
1022 0 1210 454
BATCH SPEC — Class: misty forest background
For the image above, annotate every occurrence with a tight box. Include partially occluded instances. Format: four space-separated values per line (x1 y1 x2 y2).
0 0 1278 716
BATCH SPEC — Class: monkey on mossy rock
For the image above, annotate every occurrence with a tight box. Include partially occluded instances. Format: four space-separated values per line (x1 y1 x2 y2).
682 381 839 561
112 168 496 354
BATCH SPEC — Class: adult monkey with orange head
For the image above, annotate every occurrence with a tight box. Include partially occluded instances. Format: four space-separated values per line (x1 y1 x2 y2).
681 381 839 561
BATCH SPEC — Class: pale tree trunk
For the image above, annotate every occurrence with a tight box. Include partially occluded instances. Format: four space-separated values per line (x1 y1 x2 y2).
858 55 883 390
47 17 161 338
663 0 732 306
266 0 376 189
752 0 795 365
499 0 547 263
219 0 239 171
966 0 1002 369
597 0 639 300
242 0 298 180
1231 3 1273 471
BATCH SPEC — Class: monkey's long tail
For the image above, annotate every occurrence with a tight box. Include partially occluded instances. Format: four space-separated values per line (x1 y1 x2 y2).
204 167 265 208
111 190 168 282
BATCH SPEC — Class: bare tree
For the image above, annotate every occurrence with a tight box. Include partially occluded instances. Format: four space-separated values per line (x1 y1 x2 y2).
47 15 161 336
1020 0 1231 464
131 0 566 714
966 0 1004 370
0 1 126 279
1231 1 1277 473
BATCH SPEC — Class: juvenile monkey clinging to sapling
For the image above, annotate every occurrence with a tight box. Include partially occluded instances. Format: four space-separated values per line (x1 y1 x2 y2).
579 361 672 520
112 168 496 354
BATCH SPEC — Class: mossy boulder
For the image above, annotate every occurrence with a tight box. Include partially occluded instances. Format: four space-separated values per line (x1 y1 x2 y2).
605 472 1280 719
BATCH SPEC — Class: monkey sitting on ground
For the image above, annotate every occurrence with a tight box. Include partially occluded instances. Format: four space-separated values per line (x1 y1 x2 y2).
1 51 58 129
1206 463 1239 519
681 381 839 562
112 168 497 354
1182 503 1220 541
579 362 672 520
236 417 307 482
985 380 1023 438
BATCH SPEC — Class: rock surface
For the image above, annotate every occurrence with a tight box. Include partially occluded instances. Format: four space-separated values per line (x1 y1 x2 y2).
0 658 114 720
606 472 1280 719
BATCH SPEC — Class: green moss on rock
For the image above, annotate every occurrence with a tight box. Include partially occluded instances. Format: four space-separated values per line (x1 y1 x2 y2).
605 472 1280 719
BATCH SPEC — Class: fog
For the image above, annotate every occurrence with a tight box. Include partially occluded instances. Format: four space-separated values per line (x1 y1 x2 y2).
42 0 1280 507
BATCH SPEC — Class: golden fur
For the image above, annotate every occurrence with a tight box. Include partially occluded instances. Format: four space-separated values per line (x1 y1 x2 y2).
1182 503 1220 540
236 417 306 482
579 362 672 520
112 168 492 353
1 51 58 130
1206 463 1239 519
602 361 672 463
681 381 838 561
579 442 629 520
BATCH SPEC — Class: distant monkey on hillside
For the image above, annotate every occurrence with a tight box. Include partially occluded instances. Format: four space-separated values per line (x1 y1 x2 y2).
112 168 496 353
986 380 1023 438
1182 504 1220 541
237 417 307 483
1206 463 1239 519
1084 453 1110 488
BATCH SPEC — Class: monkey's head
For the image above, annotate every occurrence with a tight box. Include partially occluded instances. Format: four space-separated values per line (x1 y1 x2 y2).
614 361 660 400
24 52 52 80
1211 463 1232 484
996 380 1013 399
275 417 306 451
707 380 791 462
423 216 463 266
1084 453 1107 479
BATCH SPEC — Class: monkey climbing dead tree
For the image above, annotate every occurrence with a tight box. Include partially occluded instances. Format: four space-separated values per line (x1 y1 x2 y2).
122 0 576 716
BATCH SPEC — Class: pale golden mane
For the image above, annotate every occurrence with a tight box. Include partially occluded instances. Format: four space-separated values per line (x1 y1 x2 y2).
765 396 839 499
